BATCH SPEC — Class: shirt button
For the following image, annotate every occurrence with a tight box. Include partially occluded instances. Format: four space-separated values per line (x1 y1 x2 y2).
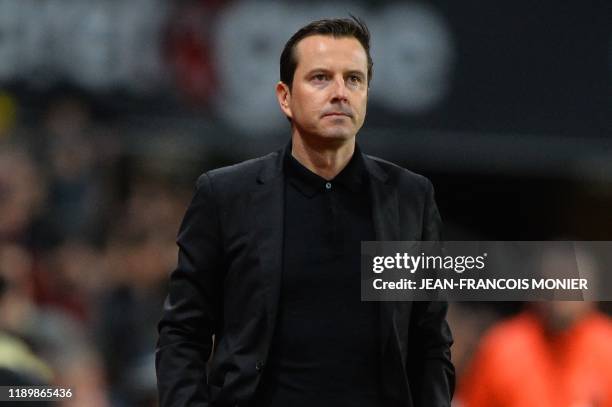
325 182 332 190
255 361 265 372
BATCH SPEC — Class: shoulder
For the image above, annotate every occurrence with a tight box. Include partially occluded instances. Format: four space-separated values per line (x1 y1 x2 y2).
477 312 542 361
195 150 281 192
364 154 433 195
579 312 612 348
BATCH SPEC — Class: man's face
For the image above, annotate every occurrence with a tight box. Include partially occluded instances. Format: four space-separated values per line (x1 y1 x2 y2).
277 35 369 144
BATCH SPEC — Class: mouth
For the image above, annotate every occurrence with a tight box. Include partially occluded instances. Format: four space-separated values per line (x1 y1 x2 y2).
323 112 352 118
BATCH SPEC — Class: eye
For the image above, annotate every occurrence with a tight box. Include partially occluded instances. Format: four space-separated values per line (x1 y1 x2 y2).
312 73 328 82
348 75 363 85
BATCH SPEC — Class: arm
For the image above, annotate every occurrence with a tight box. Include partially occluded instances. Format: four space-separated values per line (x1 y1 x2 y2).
407 179 455 406
156 174 224 407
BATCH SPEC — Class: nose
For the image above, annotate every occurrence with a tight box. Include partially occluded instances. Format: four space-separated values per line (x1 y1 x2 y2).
330 77 348 102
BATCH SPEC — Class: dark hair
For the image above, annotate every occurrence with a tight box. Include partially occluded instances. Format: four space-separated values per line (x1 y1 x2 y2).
279 16 373 89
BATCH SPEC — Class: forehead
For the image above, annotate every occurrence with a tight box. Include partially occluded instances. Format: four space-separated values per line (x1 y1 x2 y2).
293 35 367 73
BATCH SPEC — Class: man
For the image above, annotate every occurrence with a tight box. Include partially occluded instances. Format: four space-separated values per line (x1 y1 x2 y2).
156 17 454 407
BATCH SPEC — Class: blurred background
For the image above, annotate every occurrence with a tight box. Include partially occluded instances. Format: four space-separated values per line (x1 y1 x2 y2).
0 0 610 405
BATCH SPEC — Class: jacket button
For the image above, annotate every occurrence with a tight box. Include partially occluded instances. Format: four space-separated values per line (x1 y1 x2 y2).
255 361 265 372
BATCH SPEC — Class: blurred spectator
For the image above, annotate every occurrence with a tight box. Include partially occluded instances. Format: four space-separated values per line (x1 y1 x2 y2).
55 349 110 407
120 176 189 242
35 241 106 324
0 146 57 250
0 242 111 406
94 174 185 405
96 232 168 405
43 95 106 242
0 266 53 387
165 0 221 105
457 249 612 407
0 332 54 407
0 244 37 332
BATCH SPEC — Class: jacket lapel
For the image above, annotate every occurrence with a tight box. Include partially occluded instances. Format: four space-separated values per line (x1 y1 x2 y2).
364 155 413 404
250 149 285 343
364 155 400 355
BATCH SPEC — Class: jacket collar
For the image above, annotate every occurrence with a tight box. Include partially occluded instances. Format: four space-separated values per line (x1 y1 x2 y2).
256 142 390 186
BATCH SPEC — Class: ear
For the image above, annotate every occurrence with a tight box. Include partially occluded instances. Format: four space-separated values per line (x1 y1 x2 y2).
275 81 293 119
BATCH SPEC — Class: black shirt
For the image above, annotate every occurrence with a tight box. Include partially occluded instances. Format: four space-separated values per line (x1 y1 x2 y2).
252 145 383 406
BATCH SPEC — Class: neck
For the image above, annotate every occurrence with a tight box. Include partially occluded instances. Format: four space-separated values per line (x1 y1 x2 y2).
291 134 355 180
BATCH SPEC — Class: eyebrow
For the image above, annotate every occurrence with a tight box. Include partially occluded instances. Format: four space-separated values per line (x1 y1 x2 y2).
305 68 366 77
305 68 330 75
345 70 366 78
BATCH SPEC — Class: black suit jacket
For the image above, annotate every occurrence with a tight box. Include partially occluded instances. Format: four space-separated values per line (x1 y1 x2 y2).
156 146 455 407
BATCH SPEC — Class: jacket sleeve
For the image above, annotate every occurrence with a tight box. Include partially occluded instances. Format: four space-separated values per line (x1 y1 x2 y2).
407 179 455 406
156 173 224 407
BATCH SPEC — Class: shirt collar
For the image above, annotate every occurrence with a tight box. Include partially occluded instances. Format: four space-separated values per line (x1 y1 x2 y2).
283 141 367 197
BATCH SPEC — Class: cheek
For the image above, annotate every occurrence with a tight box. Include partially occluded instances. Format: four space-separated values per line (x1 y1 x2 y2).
291 91 314 113
354 97 368 119
295 97 321 119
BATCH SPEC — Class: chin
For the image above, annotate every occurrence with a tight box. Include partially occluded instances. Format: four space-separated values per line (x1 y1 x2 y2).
320 127 356 141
